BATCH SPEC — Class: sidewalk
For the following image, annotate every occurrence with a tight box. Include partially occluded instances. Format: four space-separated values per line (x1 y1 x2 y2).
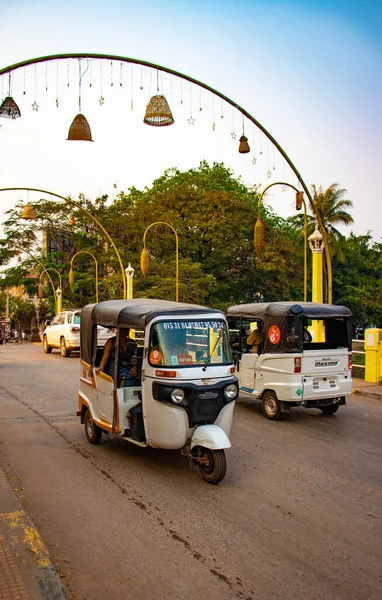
352 377 382 399
0 468 69 600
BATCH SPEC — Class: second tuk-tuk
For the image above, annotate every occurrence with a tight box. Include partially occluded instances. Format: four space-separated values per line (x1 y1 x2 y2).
227 302 353 420
78 299 238 484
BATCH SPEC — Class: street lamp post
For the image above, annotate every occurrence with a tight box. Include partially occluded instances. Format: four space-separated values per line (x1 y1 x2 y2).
255 182 308 302
0 187 127 299
69 250 99 303
140 222 179 302
125 263 135 300
308 225 325 341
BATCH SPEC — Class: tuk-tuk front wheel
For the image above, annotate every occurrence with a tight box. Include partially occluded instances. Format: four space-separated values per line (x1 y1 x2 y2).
192 446 226 485
84 409 103 445
262 391 282 420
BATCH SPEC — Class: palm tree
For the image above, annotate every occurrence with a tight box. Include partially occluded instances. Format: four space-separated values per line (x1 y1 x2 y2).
309 183 353 244
288 184 354 303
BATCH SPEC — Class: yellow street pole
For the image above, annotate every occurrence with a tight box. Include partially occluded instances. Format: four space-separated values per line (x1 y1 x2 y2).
255 182 308 302
308 226 325 341
44 267 63 314
0 187 127 299
69 250 99 303
140 222 179 302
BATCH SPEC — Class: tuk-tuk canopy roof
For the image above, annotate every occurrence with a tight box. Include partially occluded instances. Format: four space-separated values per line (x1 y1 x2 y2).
227 302 352 320
82 299 224 329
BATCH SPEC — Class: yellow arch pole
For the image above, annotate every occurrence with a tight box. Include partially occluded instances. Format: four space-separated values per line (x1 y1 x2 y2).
11 243 58 312
255 182 308 302
0 187 127 299
69 250 99 303
141 222 179 302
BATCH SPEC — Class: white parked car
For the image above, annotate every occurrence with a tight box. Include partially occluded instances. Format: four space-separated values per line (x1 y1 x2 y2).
43 309 115 357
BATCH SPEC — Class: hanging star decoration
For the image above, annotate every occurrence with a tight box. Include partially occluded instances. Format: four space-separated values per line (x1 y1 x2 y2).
99 96 105 105
140 85 143 90
55 98 59 108
188 116 195 125
252 156 257 165
282 185 287 192
212 122 216 131
221 115 224 119
231 131 236 139
31 101 39 111
199 107 203 112
267 170 272 178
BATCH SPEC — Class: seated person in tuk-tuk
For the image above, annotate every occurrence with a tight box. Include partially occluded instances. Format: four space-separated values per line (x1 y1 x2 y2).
95 328 139 387
247 321 263 354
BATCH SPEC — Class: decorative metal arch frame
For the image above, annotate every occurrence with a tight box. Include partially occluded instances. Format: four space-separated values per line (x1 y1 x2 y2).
0 53 332 303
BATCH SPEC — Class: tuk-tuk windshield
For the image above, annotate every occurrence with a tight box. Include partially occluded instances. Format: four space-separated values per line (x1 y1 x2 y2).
149 319 232 367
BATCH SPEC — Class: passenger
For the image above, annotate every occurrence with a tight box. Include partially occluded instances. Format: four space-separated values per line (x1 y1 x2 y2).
96 328 139 387
303 318 312 343
247 322 263 354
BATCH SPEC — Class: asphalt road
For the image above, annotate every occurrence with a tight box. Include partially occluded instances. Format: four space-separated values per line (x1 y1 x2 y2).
0 342 381 600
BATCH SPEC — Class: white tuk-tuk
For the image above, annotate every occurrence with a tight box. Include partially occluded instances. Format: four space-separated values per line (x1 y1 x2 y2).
78 299 238 484
227 302 353 420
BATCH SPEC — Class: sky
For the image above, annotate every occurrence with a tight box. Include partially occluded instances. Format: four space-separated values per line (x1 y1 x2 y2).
0 0 381 242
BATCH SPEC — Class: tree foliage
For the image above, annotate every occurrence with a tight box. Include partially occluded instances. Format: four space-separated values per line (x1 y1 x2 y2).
0 162 380 330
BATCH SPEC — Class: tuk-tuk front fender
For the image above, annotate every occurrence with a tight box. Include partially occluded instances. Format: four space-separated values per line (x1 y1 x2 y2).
191 424 231 450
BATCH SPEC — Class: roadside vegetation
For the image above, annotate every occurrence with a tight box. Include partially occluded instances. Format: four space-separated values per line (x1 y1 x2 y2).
0 161 381 329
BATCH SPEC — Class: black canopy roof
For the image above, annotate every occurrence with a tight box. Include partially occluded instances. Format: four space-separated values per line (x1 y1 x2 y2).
227 302 352 319
82 298 223 328
80 299 225 363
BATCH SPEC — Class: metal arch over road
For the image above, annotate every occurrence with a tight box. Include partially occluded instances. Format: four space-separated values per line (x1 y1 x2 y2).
0 53 332 303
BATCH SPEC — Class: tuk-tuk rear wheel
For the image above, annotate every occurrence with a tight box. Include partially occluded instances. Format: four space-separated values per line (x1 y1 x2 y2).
262 392 282 420
84 409 103 445
193 447 226 485
320 404 339 415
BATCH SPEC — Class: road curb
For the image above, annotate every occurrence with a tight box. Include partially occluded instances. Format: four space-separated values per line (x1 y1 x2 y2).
353 389 382 400
0 468 69 600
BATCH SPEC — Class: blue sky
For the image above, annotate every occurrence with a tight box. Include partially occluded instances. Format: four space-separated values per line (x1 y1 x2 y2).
0 0 381 241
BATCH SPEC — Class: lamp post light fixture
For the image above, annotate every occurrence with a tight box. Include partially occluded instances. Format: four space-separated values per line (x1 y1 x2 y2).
125 263 135 300
255 181 308 302
69 250 99 303
55 286 62 314
0 187 127 299
140 222 179 302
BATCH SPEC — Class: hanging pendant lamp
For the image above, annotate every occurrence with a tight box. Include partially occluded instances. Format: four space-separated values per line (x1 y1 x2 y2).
144 94 174 126
67 58 93 141
21 205 37 220
0 96 21 119
0 74 21 119
143 70 174 127
254 217 265 257
238 135 250 154
238 115 250 153
140 247 149 276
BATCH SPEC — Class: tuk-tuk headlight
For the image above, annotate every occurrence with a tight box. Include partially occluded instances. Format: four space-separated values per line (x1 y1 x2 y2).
170 388 185 404
224 383 238 400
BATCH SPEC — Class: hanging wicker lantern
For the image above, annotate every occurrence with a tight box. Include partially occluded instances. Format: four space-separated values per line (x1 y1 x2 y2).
238 135 250 154
67 114 93 141
140 247 149 276
144 95 174 127
104 241 109 253
295 191 304 210
254 217 265 257
38 283 44 299
21 205 37 220
69 267 75 288
0 96 21 119
69 215 76 226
